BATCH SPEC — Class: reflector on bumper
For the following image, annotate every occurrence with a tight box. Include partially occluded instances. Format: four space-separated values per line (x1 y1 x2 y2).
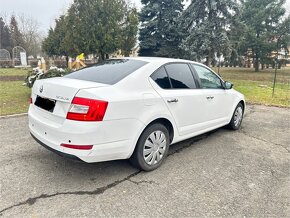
60 143 93 150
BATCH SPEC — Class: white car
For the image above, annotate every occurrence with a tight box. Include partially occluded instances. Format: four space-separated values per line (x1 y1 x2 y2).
29 57 245 171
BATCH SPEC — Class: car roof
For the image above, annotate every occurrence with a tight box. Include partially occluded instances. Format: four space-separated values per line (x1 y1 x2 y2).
117 57 224 82
114 56 199 65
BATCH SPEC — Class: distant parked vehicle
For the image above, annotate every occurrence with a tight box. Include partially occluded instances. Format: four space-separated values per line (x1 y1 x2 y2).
29 57 245 171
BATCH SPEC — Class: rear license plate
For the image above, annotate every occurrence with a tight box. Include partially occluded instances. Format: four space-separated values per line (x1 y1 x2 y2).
35 96 56 112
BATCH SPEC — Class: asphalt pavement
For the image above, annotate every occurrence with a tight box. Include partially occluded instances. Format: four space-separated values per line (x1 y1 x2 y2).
0 105 289 217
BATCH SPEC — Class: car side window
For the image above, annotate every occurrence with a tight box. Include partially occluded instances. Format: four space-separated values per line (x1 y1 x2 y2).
165 64 196 89
193 65 223 89
151 67 171 89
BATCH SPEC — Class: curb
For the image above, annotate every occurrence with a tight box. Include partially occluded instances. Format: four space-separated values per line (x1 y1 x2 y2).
246 102 289 109
0 113 28 119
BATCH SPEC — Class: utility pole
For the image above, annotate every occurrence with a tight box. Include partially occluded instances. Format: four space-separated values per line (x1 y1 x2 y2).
272 36 280 98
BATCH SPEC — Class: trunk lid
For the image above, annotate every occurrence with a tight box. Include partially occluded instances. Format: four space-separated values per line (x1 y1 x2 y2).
31 77 108 120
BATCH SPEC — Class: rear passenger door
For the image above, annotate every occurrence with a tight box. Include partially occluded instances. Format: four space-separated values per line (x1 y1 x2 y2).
150 63 208 136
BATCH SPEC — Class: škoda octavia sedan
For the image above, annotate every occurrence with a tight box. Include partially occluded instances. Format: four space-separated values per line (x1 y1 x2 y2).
29 57 245 171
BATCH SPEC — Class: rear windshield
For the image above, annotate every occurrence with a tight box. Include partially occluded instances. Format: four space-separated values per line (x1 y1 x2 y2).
65 59 148 85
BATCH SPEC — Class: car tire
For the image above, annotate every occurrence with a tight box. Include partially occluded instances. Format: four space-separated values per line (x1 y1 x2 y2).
130 123 170 171
228 102 244 130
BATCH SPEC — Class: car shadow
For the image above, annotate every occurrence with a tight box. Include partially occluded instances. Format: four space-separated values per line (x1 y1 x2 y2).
35 127 227 182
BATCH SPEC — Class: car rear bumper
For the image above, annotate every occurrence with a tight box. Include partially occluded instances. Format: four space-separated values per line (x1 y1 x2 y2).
29 106 145 163
30 133 83 162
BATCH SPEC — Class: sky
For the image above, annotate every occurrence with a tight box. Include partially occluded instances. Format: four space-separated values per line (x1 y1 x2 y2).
0 0 142 33
0 0 289 34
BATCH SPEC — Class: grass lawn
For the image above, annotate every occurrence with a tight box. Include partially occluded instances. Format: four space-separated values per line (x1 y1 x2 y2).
212 67 289 84
230 80 289 107
0 66 289 116
213 67 290 107
0 81 31 116
0 68 30 77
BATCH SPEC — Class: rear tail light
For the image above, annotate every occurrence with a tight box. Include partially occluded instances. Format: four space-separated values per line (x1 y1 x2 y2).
66 97 108 121
29 97 33 104
61 143 93 150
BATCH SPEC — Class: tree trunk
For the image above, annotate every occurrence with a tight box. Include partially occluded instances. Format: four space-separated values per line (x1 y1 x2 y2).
254 53 259 72
206 50 212 67
99 52 105 61
124 50 130 57
255 33 260 72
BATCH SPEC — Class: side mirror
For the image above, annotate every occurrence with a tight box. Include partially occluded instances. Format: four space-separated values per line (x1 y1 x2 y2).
224 81 233 89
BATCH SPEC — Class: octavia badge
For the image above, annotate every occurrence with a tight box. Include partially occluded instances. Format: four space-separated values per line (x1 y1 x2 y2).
39 85 43 93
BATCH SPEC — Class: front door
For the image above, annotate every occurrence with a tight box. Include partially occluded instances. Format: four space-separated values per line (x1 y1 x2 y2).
191 64 234 126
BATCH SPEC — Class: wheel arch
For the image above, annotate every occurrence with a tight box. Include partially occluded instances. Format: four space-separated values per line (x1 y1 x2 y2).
230 98 246 117
128 116 176 158
146 118 174 143
239 100 246 112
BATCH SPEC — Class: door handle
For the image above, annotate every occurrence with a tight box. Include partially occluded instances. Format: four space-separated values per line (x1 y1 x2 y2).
206 96 214 100
167 98 178 103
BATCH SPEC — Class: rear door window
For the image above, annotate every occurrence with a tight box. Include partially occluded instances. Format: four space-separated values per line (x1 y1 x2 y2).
165 64 196 89
65 59 148 85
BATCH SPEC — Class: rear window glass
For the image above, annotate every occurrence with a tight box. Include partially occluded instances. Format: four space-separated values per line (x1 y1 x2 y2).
65 59 148 85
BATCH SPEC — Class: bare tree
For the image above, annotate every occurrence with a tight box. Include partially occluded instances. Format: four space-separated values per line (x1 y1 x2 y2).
17 14 44 57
